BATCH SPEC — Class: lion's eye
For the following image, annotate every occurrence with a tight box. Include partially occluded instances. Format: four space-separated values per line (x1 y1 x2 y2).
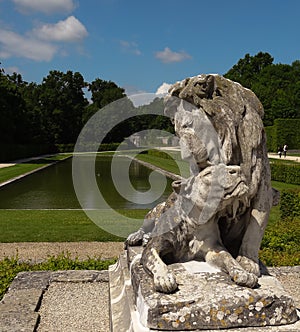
182 120 193 128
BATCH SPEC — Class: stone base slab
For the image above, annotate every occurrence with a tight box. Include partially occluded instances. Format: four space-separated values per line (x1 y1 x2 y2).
108 248 299 331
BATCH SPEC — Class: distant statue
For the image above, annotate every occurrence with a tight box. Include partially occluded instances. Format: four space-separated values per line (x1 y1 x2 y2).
126 74 279 293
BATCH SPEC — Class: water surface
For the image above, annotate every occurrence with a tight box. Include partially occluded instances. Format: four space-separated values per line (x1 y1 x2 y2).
0 156 173 210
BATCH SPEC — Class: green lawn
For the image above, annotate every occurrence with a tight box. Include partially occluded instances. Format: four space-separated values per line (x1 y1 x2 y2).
0 154 71 184
0 151 299 266
135 153 190 178
0 209 150 242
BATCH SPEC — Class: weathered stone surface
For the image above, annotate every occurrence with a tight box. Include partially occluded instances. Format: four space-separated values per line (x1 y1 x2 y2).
0 270 110 332
122 74 299 330
109 249 299 331
109 252 140 332
127 74 279 296
0 311 39 332
8 271 51 291
132 258 298 330
0 271 50 332
51 269 103 282
0 289 43 312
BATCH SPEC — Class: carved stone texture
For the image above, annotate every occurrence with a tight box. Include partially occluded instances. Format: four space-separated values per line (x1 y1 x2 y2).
131 254 298 330
127 74 278 290
140 164 259 293
122 74 298 330
164 74 275 276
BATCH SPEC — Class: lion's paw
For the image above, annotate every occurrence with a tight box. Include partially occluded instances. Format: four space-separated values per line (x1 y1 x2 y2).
153 272 178 293
236 256 260 277
231 268 258 288
126 229 144 246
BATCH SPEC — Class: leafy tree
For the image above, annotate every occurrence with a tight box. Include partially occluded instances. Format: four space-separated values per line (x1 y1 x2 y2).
225 52 274 89
83 78 126 126
88 78 126 109
0 69 26 143
252 64 300 125
39 70 88 144
225 52 300 126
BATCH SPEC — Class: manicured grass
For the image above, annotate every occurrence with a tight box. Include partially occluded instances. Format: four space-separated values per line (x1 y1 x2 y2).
0 154 71 184
271 180 300 191
0 209 148 242
269 158 299 165
135 153 190 178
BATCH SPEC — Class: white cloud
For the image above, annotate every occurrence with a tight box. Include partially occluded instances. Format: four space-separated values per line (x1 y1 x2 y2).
155 47 192 63
0 29 57 61
123 85 146 96
33 16 88 42
156 82 172 95
12 0 76 14
119 40 141 55
4 66 21 75
128 93 158 107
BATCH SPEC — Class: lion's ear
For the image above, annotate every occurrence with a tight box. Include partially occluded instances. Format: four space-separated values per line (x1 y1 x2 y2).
213 88 222 97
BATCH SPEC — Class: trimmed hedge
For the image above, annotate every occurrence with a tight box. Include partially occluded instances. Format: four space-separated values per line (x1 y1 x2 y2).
56 142 131 153
265 118 300 152
0 143 55 162
270 161 300 185
98 143 121 151
260 188 300 266
280 189 300 220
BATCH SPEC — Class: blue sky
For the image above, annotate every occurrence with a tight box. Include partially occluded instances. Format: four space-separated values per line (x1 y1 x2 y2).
0 0 299 94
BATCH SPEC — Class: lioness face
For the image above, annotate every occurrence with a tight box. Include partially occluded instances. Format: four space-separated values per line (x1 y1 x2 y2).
173 106 224 172
177 164 248 224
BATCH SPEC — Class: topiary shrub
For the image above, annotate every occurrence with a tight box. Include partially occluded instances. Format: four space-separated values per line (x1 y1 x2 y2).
279 189 300 220
270 162 300 185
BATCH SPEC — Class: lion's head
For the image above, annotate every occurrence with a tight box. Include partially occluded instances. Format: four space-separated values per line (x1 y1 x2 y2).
164 74 267 191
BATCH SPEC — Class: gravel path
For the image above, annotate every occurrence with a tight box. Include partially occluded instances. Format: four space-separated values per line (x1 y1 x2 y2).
37 281 110 332
0 242 124 262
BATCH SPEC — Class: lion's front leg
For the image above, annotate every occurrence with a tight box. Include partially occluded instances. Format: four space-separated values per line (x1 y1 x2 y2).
141 243 178 293
237 208 270 276
206 250 258 288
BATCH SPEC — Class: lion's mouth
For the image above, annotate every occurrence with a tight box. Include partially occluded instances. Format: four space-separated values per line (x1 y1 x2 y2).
224 181 248 199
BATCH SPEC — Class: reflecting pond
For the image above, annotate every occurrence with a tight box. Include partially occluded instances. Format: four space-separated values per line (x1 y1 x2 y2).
0 156 173 210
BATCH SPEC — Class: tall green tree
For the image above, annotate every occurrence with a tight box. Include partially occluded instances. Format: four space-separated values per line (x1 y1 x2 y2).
39 70 88 144
225 52 274 89
88 78 126 109
251 63 300 125
83 78 126 125
225 52 300 125
0 68 26 143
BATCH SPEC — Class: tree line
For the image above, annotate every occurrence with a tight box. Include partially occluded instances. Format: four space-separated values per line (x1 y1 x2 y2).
0 66 172 149
224 52 300 126
1 52 299 150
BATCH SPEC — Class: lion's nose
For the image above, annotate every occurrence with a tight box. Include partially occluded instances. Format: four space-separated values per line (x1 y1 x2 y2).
172 180 182 194
228 166 241 176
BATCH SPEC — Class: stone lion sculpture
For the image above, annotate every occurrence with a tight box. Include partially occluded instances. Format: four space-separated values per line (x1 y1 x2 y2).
127 74 278 291
140 164 258 293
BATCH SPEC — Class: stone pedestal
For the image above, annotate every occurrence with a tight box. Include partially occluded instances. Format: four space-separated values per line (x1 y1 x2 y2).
108 247 299 331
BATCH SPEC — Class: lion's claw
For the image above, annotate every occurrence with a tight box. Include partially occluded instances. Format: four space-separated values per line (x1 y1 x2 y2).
236 255 260 276
230 267 258 288
126 229 144 246
153 272 178 293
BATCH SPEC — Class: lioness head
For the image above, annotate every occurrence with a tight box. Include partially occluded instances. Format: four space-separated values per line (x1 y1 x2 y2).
174 164 248 225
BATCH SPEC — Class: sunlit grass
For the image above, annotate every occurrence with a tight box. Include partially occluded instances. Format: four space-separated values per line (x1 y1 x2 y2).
0 154 71 184
0 209 148 242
